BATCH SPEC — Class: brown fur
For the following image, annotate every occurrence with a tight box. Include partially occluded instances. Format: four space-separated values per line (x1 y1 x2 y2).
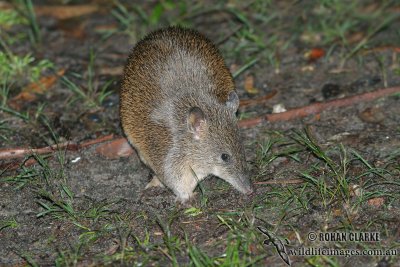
120 26 253 201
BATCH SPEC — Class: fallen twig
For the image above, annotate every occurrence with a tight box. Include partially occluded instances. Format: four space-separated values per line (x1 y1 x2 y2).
239 86 400 128
0 134 114 160
362 45 400 54
0 142 78 160
34 4 100 20
254 179 304 185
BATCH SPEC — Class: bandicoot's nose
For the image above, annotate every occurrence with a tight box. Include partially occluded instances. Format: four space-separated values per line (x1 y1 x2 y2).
247 188 254 195
245 183 255 195
235 175 254 196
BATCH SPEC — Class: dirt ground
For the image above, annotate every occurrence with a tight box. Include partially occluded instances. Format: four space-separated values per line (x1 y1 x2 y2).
1 1 399 266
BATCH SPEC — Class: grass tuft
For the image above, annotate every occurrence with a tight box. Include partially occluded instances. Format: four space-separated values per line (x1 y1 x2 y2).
62 49 113 108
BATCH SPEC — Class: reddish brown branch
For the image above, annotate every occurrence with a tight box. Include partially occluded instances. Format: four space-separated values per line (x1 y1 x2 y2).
239 86 400 128
0 142 77 160
362 45 400 54
0 134 114 160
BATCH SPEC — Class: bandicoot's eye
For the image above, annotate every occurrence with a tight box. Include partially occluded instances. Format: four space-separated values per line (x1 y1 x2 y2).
221 153 231 162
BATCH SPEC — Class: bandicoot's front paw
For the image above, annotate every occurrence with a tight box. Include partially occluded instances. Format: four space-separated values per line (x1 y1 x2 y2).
145 176 165 189
174 191 198 205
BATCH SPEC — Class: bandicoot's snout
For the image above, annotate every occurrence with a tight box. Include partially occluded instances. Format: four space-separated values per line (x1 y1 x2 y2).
230 174 254 196
245 184 255 195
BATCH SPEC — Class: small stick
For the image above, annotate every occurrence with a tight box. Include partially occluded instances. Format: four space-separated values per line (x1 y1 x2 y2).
0 134 114 160
0 142 78 160
362 45 400 54
239 86 400 128
254 179 304 185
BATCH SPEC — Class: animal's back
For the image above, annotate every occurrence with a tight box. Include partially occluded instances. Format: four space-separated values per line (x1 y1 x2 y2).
120 26 234 171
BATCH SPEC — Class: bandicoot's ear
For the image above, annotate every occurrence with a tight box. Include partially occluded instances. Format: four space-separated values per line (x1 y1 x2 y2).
226 91 239 112
187 107 206 140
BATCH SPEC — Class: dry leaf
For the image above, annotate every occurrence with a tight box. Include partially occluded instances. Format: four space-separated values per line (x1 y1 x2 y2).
244 75 259 94
367 197 385 207
332 209 342 216
346 32 365 44
0 2 12 10
361 3 380 13
57 18 87 39
305 48 325 62
95 137 135 159
359 107 385 123
9 69 65 109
